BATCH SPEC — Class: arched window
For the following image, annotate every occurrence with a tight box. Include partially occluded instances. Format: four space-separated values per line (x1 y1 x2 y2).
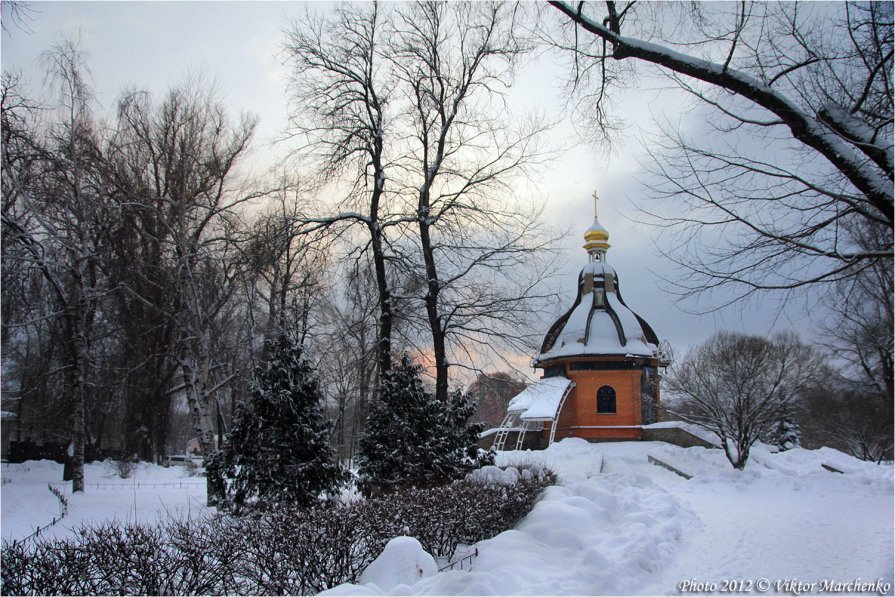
597 385 616 414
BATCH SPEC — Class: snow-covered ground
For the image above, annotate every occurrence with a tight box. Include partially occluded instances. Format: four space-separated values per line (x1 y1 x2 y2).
327 440 894 596
2 441 893 596
1 459 208 543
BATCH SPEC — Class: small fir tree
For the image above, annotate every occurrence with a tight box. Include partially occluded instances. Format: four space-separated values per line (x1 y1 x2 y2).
206 332 346 512
358 355 490 491
765 417 802 452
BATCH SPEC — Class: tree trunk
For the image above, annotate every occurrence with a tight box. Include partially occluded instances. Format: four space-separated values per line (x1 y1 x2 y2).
723 437 751 470
63 309 88 493
179 338 217 459
418 215 449 404
71 381 86 492
369 184 393 380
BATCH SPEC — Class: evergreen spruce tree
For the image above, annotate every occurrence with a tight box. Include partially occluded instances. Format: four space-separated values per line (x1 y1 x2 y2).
444 388 494 469
206 332 346 512
774 418 801 452
763 417 802 452
358 354 491 491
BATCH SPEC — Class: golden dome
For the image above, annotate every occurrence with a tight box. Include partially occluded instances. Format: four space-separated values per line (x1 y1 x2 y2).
584 219 609 241
583 218 610 252
583 191 610 253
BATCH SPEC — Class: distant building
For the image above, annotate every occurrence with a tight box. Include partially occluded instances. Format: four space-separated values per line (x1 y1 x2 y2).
491 198 670 450
186 435 217 456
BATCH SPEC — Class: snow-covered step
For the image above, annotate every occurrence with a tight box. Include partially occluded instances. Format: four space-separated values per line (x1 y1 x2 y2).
647 452 694 480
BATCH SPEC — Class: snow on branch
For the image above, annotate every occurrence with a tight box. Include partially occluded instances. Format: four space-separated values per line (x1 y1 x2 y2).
549 1 893 222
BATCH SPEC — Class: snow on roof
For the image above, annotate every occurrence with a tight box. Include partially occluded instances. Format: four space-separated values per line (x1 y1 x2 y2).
478 427 526 438
605 293 653 349
536 303 656 363
534 256 658 365
582 259 615 277
507 377 574 421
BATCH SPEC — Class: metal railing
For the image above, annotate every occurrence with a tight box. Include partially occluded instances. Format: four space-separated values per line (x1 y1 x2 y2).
82 481 206 490
438 547 479 572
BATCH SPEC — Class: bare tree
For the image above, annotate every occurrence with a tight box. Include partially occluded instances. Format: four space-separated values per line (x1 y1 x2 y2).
105 81 258 459
238 181 330 346
285 2 559 404
801 220 894 462
316 264 380 463
284 3 397 380
547 1 892 300
466 371 526 429
0 0 38 34
3 43 289 473
666 331 823 469
799 380 893 464
822 222 893 399
390 1 557 403
1 73 44 375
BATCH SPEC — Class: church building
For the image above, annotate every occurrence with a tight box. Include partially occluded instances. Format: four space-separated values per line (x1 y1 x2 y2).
492 198 670 450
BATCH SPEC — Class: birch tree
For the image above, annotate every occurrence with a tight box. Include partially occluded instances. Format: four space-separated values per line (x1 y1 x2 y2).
1 42 106 491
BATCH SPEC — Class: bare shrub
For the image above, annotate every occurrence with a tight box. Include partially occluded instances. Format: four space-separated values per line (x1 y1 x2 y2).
114 457 138 479
1 465 555 595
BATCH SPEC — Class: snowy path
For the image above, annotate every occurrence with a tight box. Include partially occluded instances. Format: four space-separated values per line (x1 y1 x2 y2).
602 444 895 595
641 475 893 594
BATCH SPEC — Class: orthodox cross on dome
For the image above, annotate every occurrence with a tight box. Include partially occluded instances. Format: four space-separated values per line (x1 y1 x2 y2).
583 192 610 261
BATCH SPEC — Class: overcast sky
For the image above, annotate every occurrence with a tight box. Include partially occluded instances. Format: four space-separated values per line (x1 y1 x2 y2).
1 1 821 376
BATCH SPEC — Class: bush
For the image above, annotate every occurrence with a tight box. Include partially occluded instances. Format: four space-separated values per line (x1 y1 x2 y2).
114 457 138 479
0 517 246 596
1 464 555 595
